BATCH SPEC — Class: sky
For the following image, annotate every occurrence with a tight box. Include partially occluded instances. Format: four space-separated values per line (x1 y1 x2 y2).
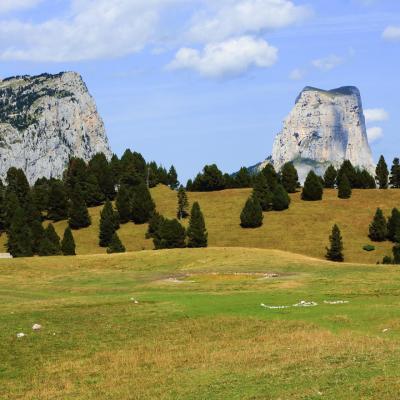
0 0 399 183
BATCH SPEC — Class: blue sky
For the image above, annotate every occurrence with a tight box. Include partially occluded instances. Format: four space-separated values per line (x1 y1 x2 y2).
0 0 399 183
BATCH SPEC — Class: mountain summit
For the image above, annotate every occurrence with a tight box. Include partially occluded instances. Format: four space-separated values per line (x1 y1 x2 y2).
0 72 112 184
259 86 375 181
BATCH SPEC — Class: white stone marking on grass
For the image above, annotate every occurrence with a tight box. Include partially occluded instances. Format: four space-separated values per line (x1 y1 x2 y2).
382 328 390 333
16 333 26 338
260 303 290 309
293 300 318 307
323 300 349 305
32 324 42 331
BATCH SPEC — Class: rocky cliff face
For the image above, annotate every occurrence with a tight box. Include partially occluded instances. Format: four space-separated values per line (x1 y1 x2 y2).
259 86 375 181
0 72 112 184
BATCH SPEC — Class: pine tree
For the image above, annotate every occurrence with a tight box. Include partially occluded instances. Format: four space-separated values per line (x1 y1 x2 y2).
338 174 352 199
31 220 45 254
99 200 117 247
167 165 179 190
0 182 6 233
302 171 323 201
240 197 263 228
6 167 30 206
272 184 291 211
337 160 357 188
234 167 253 188
187 202 208 248
323 165 337 188
375 155 389 189
131 183 155 224
107 232 126 253
262 164 279 191
88 153 116 200
281 162 299 193
39 224 62 256
85 172 105 206
390 158 400 188
369 208 387 242
47 180 69 221
252 173 273 211
326 224 344 262
115 185 131 224
387 208 400 242
61 227 76 256
153 218 186 249
177 186 189 219
68 186 91 229
393 243 400 264
146 212 165 239
7 206 33 258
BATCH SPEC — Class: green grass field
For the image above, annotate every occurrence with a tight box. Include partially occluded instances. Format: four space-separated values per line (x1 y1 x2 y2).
2 185 398 263
1 247 400 399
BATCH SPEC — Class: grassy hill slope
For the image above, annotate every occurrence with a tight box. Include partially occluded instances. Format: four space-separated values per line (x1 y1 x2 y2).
1 247 400 399
1 185 399 263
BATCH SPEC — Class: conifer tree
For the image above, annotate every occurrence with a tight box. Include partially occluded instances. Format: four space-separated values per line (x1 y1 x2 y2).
272 184 291 211
0 182 5 233
338 174 352 199
167 165 179 190
252 173 273 211
187 202 208 248
115 185 131 223
31 220 45 254
99 200 117 247
61 227 76 256
323 165 337 188
234 167 253 188
107 232 126 254
369 208 387 242
68 186 91 229
39 224 62 256
6 167 30 206
375 155 389 189
337 160 357 188
177 186 189 219
390 158 400 188
393 244 400 264
47 180 69 221
387 208 400 242
360 170 376 189
7 206 33 258
240 197 263 228
146 212 165 239
281 162 299 193
85 172 105 206
88 153 116 200
153 218 186 249
262 164 279 191
301 171 323 201
326 224 344 262
131 183 155 224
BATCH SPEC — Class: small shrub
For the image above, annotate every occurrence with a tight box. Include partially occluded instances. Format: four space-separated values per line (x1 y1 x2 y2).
363 245 375 252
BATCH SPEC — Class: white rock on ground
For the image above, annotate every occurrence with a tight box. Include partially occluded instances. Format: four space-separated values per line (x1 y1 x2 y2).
16 333 26 338
32 324 42 331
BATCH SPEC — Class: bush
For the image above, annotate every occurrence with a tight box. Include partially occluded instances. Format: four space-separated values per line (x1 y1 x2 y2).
363 245 375 252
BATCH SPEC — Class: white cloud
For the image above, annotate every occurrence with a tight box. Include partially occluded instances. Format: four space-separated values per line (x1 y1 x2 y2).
188 0 312 43
364 108 389 122
312 54 343 71
367 126 383 143
168 36 278 78
382 26 400 42
0 0 42 14
0 0 183 61
289 68 306 80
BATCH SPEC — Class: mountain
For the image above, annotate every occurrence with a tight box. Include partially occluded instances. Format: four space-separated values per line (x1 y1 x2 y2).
0 72 112 184
257 86 375 181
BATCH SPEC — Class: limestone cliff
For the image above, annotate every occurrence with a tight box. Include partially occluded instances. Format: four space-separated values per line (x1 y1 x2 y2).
0 72 112 184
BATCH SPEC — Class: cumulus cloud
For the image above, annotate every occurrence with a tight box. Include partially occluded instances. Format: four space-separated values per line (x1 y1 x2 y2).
168 36 278 78
0 0 42 14
188 0 312 43
367 127 383 143
289 68 306 80
382 26 400 42
364 108 389 122
0 0 183 61
312 54 343 71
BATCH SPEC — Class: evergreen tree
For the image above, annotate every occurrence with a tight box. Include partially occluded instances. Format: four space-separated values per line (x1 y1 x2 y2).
302 171 323 201
323 165 337 189
191 164 225 192
61 227 76 256
167 165 179 190
223 173 235 189
272 184 291 211
252 173 273 211
3 191 19 230
0 182 6 233
240 197 263 228
115 185 131 224
187 202 208 248
186 179 193 191
7 206 33 258
153 218 186 249
32 178 50 212
369 208 387 242
88 153 116 200
110 154 121 185
281 162 299 193
99 200 117 247
6 167 30 206
234 167 253 188
146 212 165 239
85 172 105 206
387 208 400 242
262 164 279 190
337 160 357 188
131 183 155 224
68 186 91 229
31 219 45 254
177 186 189 219
393 244 400 264
375 155 389 189
390 158 400 188
326 224 344 262
107 232 126 254
47 180 69 221
39 224 62 256
360 170 376 189
338 174 352 199
147 161 160 188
